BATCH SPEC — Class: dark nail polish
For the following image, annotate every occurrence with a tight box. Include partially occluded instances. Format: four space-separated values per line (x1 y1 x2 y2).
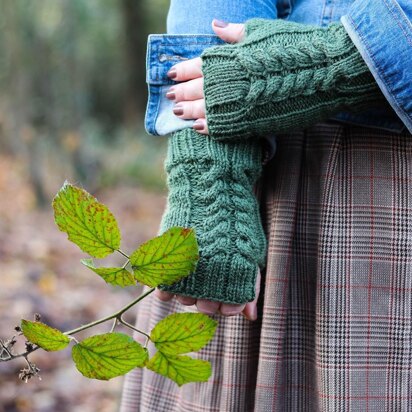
166 89 176 100
213 19 229 28
193 120 204 131
167 68 177 79
173 105 184 116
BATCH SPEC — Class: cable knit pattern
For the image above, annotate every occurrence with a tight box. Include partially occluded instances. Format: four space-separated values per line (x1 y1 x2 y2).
201 19 384 141
158 128 267 304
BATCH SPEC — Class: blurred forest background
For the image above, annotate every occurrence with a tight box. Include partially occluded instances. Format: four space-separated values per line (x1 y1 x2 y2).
0 1 169 411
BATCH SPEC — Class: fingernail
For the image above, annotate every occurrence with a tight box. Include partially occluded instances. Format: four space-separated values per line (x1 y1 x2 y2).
213 19 229 28
167 68 177 79
173 105 184 116
166 88 176 100
193 120 204 131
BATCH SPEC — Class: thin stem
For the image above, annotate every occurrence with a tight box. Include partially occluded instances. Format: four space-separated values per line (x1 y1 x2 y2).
118 317 150 340
23 356 31 368
116 287 155 316
71 336 80 344
4 343 38 361
64 288 155 336
1 288 156 362
64 313 121 336
110 318 118 333
0 340 12 360
117 249 130 259
121 260 129 269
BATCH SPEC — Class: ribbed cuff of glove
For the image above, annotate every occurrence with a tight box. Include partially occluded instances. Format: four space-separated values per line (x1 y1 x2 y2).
158 128 267 304
201 19 383 141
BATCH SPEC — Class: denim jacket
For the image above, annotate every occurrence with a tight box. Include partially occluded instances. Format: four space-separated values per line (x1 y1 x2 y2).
145 0 412 136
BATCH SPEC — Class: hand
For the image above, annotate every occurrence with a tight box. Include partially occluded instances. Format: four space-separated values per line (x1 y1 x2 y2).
155 270 260 321
159 20 262 320
166 20 245 135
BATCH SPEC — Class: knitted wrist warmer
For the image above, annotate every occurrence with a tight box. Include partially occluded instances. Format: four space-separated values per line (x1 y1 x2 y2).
201 19 383 141
158 128 267 304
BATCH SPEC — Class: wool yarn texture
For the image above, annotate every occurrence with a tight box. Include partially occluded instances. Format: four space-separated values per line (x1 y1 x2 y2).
158 128 267 304
201 19 383 141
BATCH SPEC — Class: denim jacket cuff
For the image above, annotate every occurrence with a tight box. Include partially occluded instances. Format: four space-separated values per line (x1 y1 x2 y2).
145 34 224 136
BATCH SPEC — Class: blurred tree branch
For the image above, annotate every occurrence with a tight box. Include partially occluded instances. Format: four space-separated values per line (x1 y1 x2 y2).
121 0 148 123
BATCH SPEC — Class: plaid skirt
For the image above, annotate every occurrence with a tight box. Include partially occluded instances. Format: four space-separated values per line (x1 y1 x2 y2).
120 122 412 411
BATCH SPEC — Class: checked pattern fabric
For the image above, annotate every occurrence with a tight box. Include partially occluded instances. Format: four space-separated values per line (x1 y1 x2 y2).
120 122 412 411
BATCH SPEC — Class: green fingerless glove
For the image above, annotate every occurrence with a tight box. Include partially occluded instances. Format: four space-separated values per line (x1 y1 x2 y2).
201 19 383 141
158 128 267 304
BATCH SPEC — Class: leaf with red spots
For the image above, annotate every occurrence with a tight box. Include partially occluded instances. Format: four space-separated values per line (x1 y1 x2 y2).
52 182 120 258
21 320 70 352
150 313 217 355
130 227 198 287
72 333 148 380
81 259 136 287
146 352 212 386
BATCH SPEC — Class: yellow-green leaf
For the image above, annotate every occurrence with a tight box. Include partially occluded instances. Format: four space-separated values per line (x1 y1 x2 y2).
81 259 136 287
130 227 199 287
52 182 120 258
146 352 212 386
72 333 148 381
151 313 217 355
21 320 70 352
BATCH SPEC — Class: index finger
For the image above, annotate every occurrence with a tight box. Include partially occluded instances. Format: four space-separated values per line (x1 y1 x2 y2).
167 57 203 82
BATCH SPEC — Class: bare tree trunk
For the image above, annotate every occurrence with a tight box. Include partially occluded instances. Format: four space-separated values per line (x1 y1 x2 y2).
120 0 148 124
2 2 48 206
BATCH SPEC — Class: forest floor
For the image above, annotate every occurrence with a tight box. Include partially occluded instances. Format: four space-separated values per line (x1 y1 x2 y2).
0 155 166 412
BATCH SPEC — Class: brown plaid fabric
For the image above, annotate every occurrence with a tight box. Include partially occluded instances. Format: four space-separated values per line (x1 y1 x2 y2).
120 122 412 411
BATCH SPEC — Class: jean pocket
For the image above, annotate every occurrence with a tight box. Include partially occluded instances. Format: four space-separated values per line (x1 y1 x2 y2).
145 34 224 136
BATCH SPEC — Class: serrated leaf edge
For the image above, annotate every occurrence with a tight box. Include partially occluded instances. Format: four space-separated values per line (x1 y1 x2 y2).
21 320 71 352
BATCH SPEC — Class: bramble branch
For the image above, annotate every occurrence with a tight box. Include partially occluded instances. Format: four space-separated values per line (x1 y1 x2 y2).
0 287 155 363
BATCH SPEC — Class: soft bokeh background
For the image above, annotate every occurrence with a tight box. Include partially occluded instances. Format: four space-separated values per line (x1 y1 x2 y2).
0 1 169 411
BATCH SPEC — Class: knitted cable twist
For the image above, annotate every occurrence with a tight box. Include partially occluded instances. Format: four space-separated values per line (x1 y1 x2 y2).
201 19 384 141
158 128 267 304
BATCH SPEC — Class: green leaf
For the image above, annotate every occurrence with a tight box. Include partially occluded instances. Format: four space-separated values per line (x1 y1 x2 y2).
21 320 70 352
130 227 199 287
81 258 136 287
151 313 217 355
72 332 148 380
52 182 121 258
146 352 212 386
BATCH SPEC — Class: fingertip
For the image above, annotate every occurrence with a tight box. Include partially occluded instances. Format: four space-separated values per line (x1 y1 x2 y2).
220 303 246 316
212 19 229 28
167 67 177 79
212 22 245 44
243 303 258 321
167 58 203 82
155 289 174 302
176 295 197 306
211 23 226 39
196 299 220 315
193 119 205 131
192 118 209 135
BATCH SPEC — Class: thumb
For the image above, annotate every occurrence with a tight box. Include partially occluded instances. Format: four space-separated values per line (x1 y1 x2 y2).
212 19 245 44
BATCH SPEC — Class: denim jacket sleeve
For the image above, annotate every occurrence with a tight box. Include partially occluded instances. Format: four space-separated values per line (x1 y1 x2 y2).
145 0 277 136
341 0 412 133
